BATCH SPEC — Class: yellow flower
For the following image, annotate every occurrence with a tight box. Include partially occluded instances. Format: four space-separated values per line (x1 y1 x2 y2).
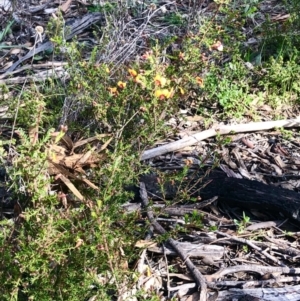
154 74 167 88
117 81 126 89
195 76 204 87
155 88 174 100
128 68 138 77
105 67 110 73
184 158 193 166
108 87 118 96
179 87 185 95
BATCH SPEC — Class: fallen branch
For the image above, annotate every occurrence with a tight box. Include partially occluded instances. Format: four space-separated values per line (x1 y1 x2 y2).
0 67 68 85
169 276 300 291
139 182 207 301
141 118 300 160
137 171 300 222
206 264 300 282
170 282 300 301
214 284 300 301
2 13 105 74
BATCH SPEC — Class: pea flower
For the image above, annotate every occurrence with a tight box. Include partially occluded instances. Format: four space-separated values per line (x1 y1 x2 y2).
117 81 126 89
128 68 138 77
179 52 185 60
211 40 223 51
195 76 204 87
155 88 174 100
108 87 118 96
154 74 167 88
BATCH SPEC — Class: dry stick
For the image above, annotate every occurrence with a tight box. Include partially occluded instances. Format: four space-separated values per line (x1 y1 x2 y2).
163 244 171 299
169 276 300 291
208 277 300 289
163 196 218 217
206 264 300 282
107 4 169 74
215 231 285 266
141 118 300 160
3 13 104 74
263 236 300 256
0 62 68 80
139 182 207 301
0 67 67 85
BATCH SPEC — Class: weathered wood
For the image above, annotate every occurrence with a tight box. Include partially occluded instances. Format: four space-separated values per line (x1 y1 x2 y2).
2 13 105 74
214 284 300 301
147 241 224 260
141 118 300 160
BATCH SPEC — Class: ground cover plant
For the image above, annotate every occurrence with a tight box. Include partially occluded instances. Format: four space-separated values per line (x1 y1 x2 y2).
0 0 300 300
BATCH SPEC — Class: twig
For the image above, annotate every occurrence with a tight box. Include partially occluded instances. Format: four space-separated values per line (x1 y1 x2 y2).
139 182 207 301
162 196 218 216
163 244 171 299
263 236 300 256
9 79 27 150
104 4 171 74
215 231 285 266
3 13 104 74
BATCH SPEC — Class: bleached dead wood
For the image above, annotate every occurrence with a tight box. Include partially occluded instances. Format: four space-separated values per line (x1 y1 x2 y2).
141 118 300 160
215 285 300 301
206 265 300 282
0 67 68 84
169 283 300 301
147 241 224 260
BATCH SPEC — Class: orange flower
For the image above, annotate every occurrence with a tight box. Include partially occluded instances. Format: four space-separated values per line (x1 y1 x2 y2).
179 52 185 60
184 158 193 166
195 76 204 87
211 40 223 51
154 74 167 87
75 238 84 249
155 88 174 100
128 68 137 77
108 87 118 96
117 81 126 89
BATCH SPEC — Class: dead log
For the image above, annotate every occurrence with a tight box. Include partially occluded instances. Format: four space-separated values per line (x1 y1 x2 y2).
134 170 300 222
